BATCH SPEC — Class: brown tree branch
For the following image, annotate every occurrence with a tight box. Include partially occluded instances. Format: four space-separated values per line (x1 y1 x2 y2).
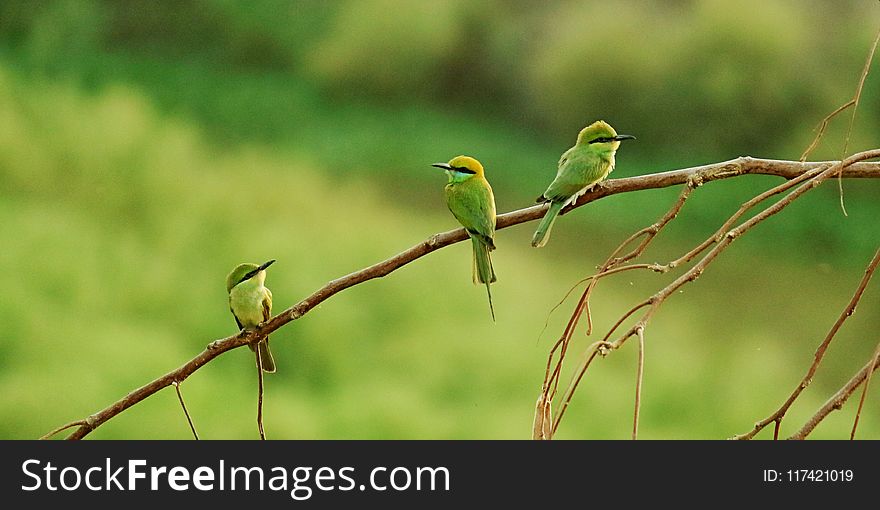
47 157 880 439
544 150 880 438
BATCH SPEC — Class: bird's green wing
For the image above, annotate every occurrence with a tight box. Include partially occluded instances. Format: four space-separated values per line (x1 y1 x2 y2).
543 148 607 203
262 287 272 322
557 149 569 169
229 295 245 330
259 289 276 373
536 151 573 203
230 308 245 330
446 179 496 249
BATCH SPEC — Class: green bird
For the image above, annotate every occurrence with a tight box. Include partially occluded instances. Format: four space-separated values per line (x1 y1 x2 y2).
532 120 635 248
226 260 276 373
431 155 497 321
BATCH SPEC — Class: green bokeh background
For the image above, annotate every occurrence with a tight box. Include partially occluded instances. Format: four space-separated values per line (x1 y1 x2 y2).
2 0 879 439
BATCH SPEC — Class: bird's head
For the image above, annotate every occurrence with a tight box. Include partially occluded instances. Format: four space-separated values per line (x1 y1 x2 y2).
431 155 485 183
576 120 636 153
226 260 275 293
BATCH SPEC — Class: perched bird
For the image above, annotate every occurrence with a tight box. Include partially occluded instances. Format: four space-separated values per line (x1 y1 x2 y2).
532 120 635 248
431 156 498 320
226 260 277 373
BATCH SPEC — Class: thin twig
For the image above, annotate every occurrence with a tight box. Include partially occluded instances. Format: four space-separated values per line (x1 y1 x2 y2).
799 100 855 162
550 342 606 436
44 158 880 439
633 326 645 440
256 349 266 441
546 295 586 401
850 341 880 440
663 165 823 271
537 277 590 344
839 26 880 215
532 392 552 440
841 24 880 160
798 98 855 217
173 381 199 440
39 420 89 440
731 246 880 440
790 354 880 440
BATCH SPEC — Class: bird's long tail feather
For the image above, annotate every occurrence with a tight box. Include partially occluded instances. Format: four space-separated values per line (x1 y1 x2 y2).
472 236 496 321
531 201 564 248
258 340 276 373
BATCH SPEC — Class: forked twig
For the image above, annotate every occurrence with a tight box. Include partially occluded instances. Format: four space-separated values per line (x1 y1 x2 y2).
799 100 855 162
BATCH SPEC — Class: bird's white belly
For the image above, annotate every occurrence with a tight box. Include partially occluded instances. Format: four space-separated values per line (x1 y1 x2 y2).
230 287 265 327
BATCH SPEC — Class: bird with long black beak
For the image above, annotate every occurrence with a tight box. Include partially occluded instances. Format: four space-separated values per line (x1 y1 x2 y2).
431 156 498 321
532 120 635 248
226 259 277 372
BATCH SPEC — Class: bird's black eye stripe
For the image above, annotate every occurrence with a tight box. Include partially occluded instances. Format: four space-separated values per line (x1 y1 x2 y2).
450 166 477 174
239 269 259 285
589 137 611 144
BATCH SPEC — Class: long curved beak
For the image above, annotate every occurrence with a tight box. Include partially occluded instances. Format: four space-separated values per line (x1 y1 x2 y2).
613 134 636 141
258 259 276 272
431 163 452 170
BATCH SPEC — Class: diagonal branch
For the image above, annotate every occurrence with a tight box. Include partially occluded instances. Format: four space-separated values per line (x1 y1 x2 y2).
850 341 880 439
790 350 880 440
732 246 880 440
48 157 880 439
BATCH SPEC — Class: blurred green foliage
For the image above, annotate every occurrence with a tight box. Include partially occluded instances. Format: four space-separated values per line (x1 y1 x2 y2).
1 1 878 439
